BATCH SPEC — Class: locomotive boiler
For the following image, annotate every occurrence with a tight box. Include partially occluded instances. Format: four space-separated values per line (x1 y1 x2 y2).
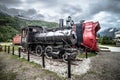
35 28 76 45
21 16 100 60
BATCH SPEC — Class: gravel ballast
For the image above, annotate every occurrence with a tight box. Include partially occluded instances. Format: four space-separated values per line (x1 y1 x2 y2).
14 52 91 77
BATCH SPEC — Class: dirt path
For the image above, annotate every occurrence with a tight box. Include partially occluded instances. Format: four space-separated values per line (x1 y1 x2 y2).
73 52 120 80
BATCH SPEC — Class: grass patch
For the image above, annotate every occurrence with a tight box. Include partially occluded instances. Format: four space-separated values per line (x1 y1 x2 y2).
73 71 97 79
13 45 19 51
29 61 42 68
41 69 62 80
0 54 17 80
9 54 42 68
99 43 116 47
0 70 17 80
0 42 12 46
78 52 97 58
9 54 19 59
0 51 62 80
99 46 109 49
1 43 20 52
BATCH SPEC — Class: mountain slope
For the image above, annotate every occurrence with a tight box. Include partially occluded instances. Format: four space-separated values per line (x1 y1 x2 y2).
0 12 58 42
99 28 120 38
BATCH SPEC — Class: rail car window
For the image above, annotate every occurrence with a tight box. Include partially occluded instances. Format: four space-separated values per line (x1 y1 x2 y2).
31 28 43 33
22 29 27 38
33 28 37 32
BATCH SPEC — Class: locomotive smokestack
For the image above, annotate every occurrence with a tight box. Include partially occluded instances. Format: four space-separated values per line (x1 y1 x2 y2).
59 19 64 28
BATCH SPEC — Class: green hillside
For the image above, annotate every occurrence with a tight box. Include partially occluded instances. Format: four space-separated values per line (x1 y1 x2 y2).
0 12 58 42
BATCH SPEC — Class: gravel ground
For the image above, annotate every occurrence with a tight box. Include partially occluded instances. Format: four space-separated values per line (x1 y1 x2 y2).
14 51 91 77
73 52 120 80
0 50 120 80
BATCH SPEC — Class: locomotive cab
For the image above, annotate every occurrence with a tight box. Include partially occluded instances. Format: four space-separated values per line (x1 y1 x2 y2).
21 26 43 50
21 27 28 49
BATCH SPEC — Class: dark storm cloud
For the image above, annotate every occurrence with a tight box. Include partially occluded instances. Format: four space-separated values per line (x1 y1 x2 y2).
22 9 37 16
26 0 58 3
0 5 7 11
26 0 59 7
0 0 22 6
27 9 37 14
32 14 44 20
0 4 44 20
0 4 20 15
60 4 82 15
72 0 120 30
0 0 58 7
89 0 120 15
0 0 120 30
38 0 59 6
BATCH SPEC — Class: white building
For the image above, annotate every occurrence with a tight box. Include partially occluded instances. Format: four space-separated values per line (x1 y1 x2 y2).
115 30 120 46
115 30 120 39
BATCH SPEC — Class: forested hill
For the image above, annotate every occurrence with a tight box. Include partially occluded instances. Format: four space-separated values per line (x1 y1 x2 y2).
0 12 58 42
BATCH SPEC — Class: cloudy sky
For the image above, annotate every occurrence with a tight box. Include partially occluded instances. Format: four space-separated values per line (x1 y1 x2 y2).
0 0 120 31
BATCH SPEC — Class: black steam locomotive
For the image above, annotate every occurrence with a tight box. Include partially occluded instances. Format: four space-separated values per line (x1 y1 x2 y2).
21 16 100 60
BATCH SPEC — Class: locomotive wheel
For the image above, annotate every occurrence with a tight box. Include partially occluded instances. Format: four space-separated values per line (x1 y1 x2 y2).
36 45 42 56
45 46 52 58
62 54 68 62
62 53 76 62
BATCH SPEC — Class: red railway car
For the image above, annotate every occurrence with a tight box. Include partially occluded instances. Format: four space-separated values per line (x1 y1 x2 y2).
83 21 100 51
13 34 21 45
